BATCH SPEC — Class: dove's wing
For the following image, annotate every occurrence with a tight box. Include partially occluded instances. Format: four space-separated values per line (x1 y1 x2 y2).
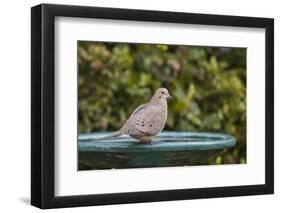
130 104 148 116
124 103 166 136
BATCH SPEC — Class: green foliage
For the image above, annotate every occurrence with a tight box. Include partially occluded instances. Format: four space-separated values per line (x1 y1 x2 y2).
78 41 246 165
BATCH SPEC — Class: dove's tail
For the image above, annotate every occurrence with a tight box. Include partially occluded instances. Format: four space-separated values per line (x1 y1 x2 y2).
95 129 125 141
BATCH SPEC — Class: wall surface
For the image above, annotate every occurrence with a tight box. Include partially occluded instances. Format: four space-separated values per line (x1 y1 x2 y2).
0 0 279 212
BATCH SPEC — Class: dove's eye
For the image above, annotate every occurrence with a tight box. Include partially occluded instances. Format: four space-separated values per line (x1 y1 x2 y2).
162 91 164 94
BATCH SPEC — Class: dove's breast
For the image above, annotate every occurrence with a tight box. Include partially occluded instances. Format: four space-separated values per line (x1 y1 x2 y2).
147 105 167 133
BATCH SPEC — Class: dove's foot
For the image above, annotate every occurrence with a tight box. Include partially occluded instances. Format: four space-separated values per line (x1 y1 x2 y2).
137 140 153 144
137 137 159 145
150 138 160 145
135 135 154 144
149 141 156 146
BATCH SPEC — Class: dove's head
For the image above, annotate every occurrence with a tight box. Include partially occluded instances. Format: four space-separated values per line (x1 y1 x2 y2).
151 88 172 103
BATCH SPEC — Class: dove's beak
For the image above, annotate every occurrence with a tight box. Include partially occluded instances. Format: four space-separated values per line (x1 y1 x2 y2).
167 94 173 100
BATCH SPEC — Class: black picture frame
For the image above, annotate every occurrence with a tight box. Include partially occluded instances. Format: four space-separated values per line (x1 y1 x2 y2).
31 3 274 209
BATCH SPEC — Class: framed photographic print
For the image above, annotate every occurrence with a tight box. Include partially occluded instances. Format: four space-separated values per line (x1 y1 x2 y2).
31 3 274 209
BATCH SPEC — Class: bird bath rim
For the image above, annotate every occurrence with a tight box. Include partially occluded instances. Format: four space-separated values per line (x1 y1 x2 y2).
78 132 236 152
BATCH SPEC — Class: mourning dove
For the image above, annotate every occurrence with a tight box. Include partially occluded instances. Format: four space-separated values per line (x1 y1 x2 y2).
97 88 172 143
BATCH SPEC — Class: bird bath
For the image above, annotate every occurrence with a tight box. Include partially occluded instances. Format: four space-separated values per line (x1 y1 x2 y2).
78 132 236 170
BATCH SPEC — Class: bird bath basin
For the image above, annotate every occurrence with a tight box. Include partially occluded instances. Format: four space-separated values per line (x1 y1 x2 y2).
78 132 236 170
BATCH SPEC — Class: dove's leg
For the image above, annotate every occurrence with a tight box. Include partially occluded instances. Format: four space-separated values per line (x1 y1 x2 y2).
136 135 154 144
151 137 160 143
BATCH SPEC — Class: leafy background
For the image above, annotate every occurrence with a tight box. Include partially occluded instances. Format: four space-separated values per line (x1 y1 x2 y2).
78 41 246 165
